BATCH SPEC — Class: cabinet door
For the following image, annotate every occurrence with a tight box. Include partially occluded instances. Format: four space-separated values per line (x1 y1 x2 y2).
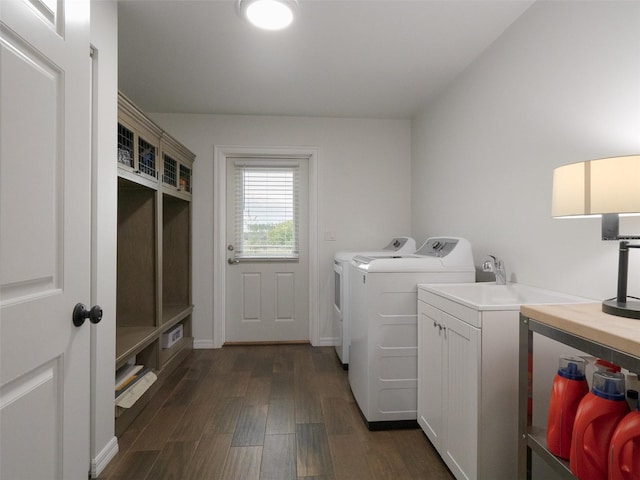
117 93 162 184
417 301 444 449
161 149 193 196
442 312 480 480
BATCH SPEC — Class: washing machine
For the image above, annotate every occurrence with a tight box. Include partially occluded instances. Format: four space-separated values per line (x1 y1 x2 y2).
348 237 475 429
333 237 417 368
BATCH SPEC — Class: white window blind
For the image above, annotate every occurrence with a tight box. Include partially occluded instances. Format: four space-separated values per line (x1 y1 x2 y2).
233 159 300 260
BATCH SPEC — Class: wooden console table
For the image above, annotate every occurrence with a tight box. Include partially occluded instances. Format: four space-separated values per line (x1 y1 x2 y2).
518 303 640 479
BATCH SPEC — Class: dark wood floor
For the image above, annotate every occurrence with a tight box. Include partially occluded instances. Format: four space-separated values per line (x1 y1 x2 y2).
98 345 454 480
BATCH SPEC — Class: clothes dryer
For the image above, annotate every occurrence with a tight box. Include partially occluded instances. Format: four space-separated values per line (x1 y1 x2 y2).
348 237 475 429
333 237 416 368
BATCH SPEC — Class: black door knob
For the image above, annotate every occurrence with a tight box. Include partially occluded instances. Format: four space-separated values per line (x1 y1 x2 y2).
73 303 103 327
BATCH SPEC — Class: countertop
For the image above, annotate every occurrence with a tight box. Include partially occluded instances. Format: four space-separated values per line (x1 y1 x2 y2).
520 303 640 358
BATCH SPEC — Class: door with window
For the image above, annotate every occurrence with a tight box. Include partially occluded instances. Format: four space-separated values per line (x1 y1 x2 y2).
1 1 91 478
225 157 309 342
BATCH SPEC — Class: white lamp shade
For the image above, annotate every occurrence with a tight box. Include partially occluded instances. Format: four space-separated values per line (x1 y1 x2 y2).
552 155 640 217
552 161 587 217
590 155 640 214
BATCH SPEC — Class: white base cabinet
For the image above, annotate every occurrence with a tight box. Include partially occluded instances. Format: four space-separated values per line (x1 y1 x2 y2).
418 286 520 480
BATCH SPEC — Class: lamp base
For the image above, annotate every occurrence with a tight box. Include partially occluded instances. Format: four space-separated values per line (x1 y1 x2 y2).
602 297 640 320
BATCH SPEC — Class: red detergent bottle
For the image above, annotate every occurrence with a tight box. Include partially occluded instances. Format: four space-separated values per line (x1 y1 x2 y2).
547 356 589 459
609 400 640 480
571 371 630 480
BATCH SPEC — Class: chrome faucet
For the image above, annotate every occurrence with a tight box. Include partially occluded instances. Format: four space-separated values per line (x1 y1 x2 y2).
482 255 506 285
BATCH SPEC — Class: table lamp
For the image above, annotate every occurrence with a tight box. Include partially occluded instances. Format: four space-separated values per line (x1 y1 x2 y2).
552 155 640 319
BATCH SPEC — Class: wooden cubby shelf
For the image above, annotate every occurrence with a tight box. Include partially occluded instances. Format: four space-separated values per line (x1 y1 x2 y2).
115 91 195 435
115 326 159 368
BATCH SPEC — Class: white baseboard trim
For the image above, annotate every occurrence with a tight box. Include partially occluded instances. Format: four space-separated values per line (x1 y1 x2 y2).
90 436 118 478
193 339 215 349
196 338 335 348
316 336 338 347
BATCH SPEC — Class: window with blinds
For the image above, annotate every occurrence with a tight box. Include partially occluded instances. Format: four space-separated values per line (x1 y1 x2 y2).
233 159 300 260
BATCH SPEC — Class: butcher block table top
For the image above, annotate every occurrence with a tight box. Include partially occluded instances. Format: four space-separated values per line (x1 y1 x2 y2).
520 303 640 358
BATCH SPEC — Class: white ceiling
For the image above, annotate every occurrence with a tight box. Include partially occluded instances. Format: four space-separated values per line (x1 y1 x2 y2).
117 0 534 118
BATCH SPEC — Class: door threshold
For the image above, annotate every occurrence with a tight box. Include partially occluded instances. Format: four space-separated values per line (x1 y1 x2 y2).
223 340 311 346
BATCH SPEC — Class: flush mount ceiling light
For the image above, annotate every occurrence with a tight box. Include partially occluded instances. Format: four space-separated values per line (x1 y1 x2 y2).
235 0 298 31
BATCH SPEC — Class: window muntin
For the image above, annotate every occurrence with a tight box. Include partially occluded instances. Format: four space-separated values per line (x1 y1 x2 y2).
234 161 299 260
163 154 177 186
138 137 156 178
117 124 134 168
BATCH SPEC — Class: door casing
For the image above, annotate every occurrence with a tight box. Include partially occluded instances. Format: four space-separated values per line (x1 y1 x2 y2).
213 145 319 347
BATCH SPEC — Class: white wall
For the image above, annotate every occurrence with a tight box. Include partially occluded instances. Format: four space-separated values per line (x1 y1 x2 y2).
90 1 118 476
148 114 412 346
411 0 640 301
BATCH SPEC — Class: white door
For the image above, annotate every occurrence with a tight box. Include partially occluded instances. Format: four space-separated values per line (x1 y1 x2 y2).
417 302 444 449
225 156 309 343
0 1 92 479
443 312 480 480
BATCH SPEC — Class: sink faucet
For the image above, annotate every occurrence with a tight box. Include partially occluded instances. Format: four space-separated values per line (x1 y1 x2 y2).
483 255 506 285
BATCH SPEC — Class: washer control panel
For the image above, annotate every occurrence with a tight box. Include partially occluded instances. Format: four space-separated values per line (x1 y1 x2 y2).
381 237 416 253
417 237 459 258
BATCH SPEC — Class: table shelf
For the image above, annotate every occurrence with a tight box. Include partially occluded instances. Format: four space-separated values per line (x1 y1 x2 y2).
518 303 640 480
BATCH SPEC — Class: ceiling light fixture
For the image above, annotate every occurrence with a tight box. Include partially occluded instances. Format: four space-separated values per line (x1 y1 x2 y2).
235 0 298 31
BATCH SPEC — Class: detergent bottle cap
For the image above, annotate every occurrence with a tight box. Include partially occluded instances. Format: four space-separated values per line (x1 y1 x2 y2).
557 356 586 380
592 371 626 401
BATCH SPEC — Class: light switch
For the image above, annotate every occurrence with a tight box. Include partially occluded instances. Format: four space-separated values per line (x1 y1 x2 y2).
324 231 336 241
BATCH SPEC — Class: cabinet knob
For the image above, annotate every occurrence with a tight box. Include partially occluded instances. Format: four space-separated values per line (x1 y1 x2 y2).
73 303 103 327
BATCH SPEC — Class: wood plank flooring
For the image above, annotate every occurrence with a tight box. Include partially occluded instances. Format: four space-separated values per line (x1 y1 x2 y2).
98 345 454 480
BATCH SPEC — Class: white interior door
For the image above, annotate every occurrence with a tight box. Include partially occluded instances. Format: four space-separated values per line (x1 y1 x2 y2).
0 1 92 478
225 156 309 343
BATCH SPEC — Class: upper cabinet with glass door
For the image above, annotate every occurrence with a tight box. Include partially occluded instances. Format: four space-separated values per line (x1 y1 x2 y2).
117 92 194 198
117 92 162 188
160 132 194 200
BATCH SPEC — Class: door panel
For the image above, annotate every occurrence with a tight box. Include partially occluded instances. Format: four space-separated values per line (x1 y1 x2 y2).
0 1 91 478
276 272 295 320
417 304 443 447
1 358 63 479
225 157 309 342
242 272 261 321
443 313 480 480
1 21 62 304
